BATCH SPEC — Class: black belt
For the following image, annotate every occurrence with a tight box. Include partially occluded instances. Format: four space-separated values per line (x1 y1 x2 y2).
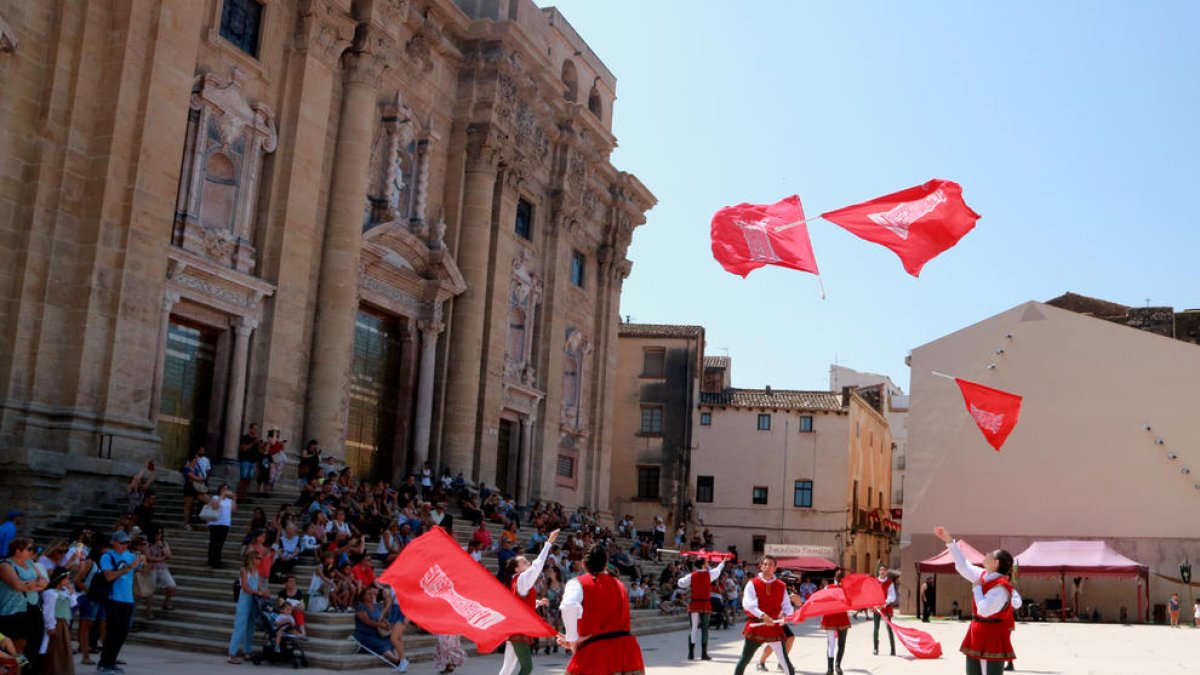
577 630 631 651
971 616 1002 624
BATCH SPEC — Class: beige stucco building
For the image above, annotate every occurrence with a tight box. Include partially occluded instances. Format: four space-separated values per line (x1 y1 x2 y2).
830 365 908 566
0 0 653 517
609 323 704 529
691 358 894 571
901 300 1200 620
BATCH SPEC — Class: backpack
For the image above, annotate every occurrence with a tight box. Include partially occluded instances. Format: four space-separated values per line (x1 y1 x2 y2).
86 553 116 602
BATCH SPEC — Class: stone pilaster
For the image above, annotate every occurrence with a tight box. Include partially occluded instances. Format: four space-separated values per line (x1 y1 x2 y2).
411 319 443 470
442 131 500 478
222 317 258 460
306 46 388 458
148 290 182 423
518 414 535 506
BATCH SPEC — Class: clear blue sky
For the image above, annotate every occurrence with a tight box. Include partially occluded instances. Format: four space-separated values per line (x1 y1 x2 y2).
541 1 1200 392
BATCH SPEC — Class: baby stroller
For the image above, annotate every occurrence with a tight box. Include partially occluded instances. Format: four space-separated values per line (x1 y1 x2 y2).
251 597 309 669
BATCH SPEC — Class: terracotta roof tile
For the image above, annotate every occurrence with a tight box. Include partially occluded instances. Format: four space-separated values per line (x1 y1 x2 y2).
704 356 730 369
700 389 842 411
617 323 704 339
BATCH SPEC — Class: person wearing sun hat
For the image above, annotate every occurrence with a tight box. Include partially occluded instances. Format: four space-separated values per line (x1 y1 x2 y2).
41 567 77 675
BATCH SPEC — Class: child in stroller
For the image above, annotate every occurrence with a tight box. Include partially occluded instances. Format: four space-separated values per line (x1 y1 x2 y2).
252 597 309 668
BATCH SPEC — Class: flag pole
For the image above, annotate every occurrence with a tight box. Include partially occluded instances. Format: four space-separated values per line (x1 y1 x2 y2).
930 371 956 381
816 274 827 300
773 215 823 232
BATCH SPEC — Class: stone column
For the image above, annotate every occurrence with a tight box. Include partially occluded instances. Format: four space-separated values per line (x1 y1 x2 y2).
222 317 258 460
518 415 535 507
148 290 182 422
306 48 387 458
443 134 499 477
411 319 443 471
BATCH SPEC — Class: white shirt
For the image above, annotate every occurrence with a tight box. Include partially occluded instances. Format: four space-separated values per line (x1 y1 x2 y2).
678 561 726 591
947 540 1022 617
514 539 554 596
209 496 234 527
877 574 898 606
196 456 211 479
741 573 795 619
560 577 585 641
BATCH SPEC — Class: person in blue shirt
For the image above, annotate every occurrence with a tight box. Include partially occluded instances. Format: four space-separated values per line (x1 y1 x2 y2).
97 531 143 675
0 511 23 560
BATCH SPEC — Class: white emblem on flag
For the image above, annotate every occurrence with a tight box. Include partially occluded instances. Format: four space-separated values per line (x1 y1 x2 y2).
866 189 947 240
421 565 507 629
734 218 781 263
968 404 1004 434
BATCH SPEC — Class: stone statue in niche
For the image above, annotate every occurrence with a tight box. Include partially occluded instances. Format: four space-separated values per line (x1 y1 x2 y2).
561 327 593 430
173 67 277 274
366 92 417 227
504 247 543 384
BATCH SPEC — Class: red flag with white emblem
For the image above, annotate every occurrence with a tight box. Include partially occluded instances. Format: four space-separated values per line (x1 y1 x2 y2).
710 195 819 277
821 179 979 276
378 527 556 653
954 378 1023 451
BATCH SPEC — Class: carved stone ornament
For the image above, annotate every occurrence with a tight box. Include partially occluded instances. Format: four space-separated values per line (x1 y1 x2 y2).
173 68 277 274
504 247 544 383
296 0 355 67
560 327 593 430
366 92 418 227
344 46 389 87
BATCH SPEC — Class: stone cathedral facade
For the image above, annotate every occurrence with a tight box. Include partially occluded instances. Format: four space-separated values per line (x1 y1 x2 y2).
0 0 654 517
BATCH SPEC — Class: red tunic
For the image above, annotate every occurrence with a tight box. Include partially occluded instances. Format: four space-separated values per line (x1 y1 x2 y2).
509 576 538 644
687 570 712 614
960 573 1016 661
820 582 852 630
878 578 895 618
743 576 788 642
567 573 644 675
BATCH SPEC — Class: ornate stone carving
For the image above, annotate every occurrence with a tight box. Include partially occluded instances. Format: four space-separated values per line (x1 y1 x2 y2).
381 0 411 27
405 33 434 73
362 275 427 309
296 0 355 67
175 272 255 307
365 92 418 227
173 68 277 274
465 124 502 173
561 327 593 430
504 248 544 384
344 49 389 86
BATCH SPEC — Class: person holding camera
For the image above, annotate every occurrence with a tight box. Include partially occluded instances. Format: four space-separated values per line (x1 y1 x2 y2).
97 530 145 675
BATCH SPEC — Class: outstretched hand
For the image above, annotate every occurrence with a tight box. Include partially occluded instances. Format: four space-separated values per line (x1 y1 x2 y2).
934 526 952 543
547 529 561 546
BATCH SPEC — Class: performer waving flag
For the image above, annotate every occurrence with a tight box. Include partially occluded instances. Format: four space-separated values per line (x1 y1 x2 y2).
734 556 795 675
934 526 1022 674
499 529 560 675
677 556 727 660
559 545 645 675
821 179 979 276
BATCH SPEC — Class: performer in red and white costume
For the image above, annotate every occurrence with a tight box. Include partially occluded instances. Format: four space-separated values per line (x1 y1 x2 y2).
871 564 898 656
677 557 726 660
935 526 1022 675
499 529 559 675
559 545 644 675
820 572 851 675
733 556 794 675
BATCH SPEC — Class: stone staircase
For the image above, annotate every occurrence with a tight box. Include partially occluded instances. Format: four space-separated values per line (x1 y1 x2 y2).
35 484 688 669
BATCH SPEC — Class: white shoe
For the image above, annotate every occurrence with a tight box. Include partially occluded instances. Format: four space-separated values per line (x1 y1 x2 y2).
393 658 409 673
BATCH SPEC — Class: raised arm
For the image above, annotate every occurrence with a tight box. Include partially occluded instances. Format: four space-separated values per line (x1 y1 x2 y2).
516 529 559 596
559 577 583 642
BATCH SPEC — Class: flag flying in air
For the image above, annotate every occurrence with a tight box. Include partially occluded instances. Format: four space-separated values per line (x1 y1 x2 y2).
378 527 557 653
788 573 885 622
820 179 980 277
710 194 819 278
954 377 1023 451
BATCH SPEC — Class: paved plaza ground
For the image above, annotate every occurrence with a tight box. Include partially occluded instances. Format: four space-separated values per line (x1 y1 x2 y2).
115 615 1198 675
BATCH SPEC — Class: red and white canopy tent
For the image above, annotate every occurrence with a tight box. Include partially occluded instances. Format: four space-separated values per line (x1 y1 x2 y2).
915 539 988 618
1013 540 1150 622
